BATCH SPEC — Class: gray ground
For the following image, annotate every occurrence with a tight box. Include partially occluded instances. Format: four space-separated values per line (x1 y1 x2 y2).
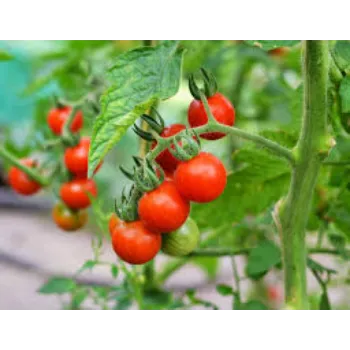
0 189 348 310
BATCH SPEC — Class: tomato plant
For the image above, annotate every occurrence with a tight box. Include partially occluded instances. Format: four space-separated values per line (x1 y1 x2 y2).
2 40 350 311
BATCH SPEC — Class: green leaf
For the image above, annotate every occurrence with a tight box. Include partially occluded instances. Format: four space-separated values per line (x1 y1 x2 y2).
216 284 234 296
327 190 350 240
71 287 89 309
88 40 184 176
328 230 350 260
113 288 133 310
245 41 300 51
319 290 331 310
0 50 13 61
78 260 98 273
246 240 281 278
114 296 132 310
191 257 219 279
186 289 219 310
339 76 350 113
238 300 268 310
307 257 337 275
143 289 173 310
92 286 109 299
110 264 119 278
333 41 350 72
328 231 346 251
38 277 76 295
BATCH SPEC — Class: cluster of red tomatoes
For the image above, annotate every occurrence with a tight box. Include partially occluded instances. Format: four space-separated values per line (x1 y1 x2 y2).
109 89 235 264
8 106 101 231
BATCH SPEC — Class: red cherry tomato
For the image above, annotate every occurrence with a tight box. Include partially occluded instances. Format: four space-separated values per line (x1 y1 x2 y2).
60 178 97 209
174 152 227 203
138 180 190 233
52 202 88 231
188 93 235 140
112 220 161 264
47 106 83 135
8 159 41 196
109 213 121 237
267 285 283 302
64 137 89 177
151 124 186 173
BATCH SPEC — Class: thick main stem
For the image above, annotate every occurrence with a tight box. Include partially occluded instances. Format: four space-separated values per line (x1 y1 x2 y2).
279 41 329 309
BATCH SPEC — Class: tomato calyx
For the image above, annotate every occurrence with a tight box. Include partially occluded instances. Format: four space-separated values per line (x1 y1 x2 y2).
132 110 165 141
189 67 218 100
114 185 142 222
53 94 66 109
120 157 165 193
168 128 201 161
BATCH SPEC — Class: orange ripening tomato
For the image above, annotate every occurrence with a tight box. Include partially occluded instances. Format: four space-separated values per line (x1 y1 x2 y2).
52 202 88 231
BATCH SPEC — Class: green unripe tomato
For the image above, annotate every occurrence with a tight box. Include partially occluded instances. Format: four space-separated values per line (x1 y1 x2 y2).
162 217 200 256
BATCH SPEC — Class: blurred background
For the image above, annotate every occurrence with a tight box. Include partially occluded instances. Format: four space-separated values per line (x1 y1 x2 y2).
1 40 347 310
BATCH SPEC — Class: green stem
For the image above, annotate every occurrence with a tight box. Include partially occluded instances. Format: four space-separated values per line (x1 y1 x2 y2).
0 146 49 186
140 39 158 289
188 247 345 257
62 106 78 136
323 160 350 166
279 41 330 310
148 121 294 165
316 222 327 249
231 257 241 307
190 247 250 257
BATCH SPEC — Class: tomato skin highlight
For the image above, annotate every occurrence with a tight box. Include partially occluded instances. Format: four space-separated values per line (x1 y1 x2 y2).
47 106 83 135
188 93 235 140
109 213 121 237
112 220 161 264
52 202 87 231
174 152 227 203
138 180 190 233
151 124 186 174
8 159 41 196
162 217 200 256
60 178 97 210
